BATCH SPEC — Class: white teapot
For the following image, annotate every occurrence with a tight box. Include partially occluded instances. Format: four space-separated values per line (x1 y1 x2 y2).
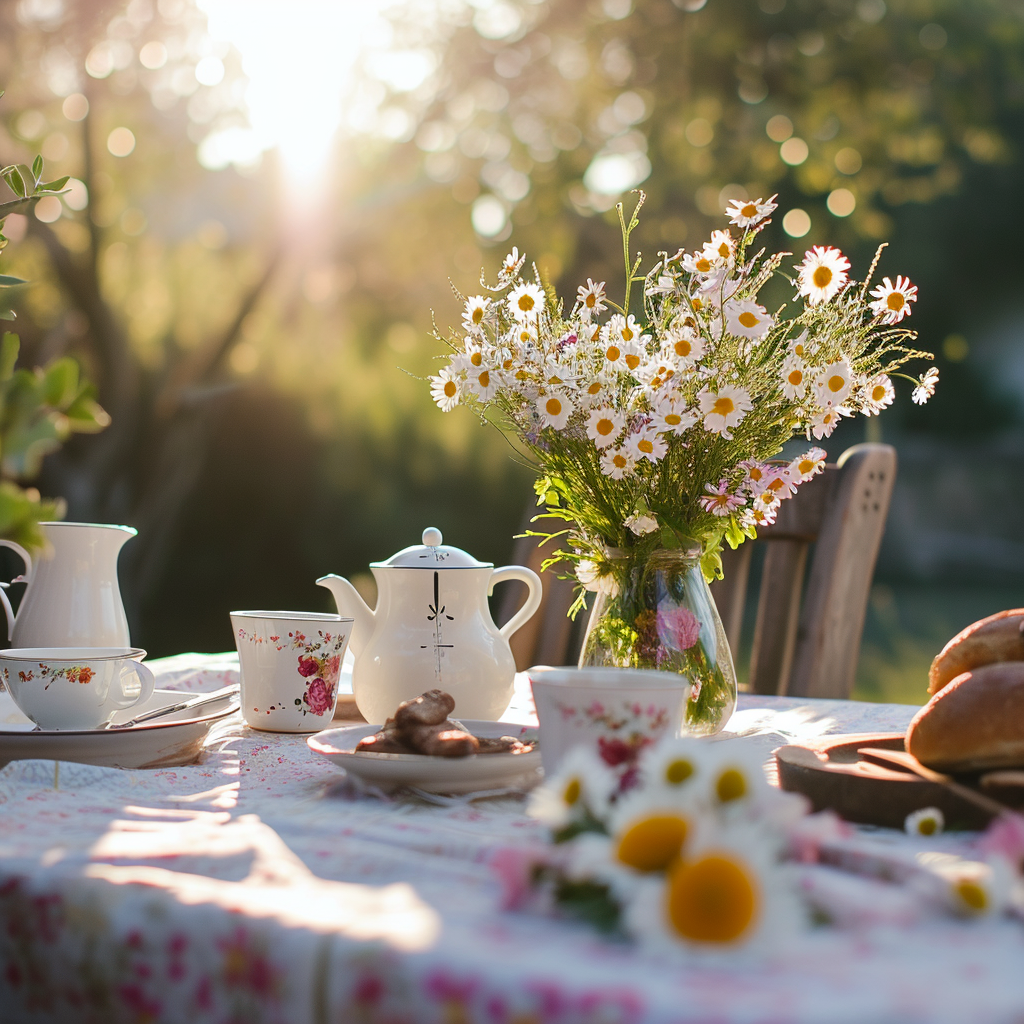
317 528 542 723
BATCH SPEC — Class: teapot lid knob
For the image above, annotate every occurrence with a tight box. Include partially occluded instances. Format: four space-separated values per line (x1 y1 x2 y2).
422 527 443 547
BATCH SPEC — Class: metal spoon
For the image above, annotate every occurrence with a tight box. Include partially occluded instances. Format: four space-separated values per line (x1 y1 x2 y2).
105 684 240 729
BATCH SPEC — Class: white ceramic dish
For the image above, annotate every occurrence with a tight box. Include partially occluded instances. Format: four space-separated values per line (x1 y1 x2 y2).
308 720 542 794
0 687 239 770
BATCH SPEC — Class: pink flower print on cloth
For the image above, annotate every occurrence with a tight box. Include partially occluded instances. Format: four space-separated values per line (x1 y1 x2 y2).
656 605 701 652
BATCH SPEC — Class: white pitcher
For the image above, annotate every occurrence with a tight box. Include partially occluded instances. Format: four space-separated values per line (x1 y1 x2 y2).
317 527 542 723
0 522 136 648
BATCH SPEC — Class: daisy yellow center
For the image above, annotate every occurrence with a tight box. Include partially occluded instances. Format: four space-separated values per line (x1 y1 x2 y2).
615 814 689 872
956 879 988 912
546 397 563 417
515 369 529 380
503 358 514 370
613 453 628 468
741 203 758 217
887 292 905 311
788 370 803 385
696 258 712 273
606 345 621 361
738 311 759 329
917 817 938 836
664 413 682 427
798 458 815 475
794 344 805 357
716 768 747 802
588 381 603 395
712 397 735 417
812 265 833 288
472 308 484 324
674 339 692 357
596 418 615 436
712 494 730 507
444 381 457 398
625 353 641 370
665 758 694 784
518 294 536 312
667 855 759 944
478 370 490 387
586 294 597 308
692 298 704 311
872 384 887 402
471 352 483 366
622 326 634 342
563 777 581 806
638 438 654 454
828 374 845 393
717 242 731 258
767 478 785 492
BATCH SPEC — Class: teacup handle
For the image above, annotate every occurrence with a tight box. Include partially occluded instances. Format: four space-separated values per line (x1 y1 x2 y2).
111 660 156 710
0 540 31 642
490 565 543 640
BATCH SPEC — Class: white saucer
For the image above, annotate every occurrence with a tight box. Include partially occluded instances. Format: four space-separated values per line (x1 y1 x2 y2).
0 688 239 770
308 720 542 794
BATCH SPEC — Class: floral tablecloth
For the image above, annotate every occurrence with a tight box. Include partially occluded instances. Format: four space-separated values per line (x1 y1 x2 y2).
1 655 1023 1024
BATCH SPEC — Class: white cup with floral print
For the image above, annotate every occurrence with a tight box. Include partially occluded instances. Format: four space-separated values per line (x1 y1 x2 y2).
0 647 155 730
231 611 353 732
528 666 691 787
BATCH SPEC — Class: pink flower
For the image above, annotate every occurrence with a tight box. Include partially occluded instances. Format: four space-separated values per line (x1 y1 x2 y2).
303 678 333 715
977 814 1024 872
656 606 701 651
598 735 635 767
699 479 744 516
326 655 341 681
297 656 319 678
489 846 545 910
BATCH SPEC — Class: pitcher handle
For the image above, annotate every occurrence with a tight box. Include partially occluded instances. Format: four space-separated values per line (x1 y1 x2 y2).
490 565 543 640
111 660 156 711
0 540 31 642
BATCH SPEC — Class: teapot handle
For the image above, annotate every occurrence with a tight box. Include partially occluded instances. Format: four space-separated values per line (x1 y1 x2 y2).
0 540 31 642
489 565 543 640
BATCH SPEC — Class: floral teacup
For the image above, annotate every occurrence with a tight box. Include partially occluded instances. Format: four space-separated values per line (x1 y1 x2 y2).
231 611 353 732
0 647 154 730
528 666 691 787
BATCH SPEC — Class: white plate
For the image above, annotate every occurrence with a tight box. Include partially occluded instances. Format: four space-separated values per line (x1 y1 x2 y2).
0 688 239 770
308 720 542 794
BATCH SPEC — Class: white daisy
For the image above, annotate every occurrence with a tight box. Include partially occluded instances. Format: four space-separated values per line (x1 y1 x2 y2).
905 807 944 837
579 373 612 409
861 374 895 415
639 354 678 393
664 324 705 366
586 407 625 449
508 282 545 322
705 229 737 266
813 359 854 407
498 246 523 281
600 446 636 480
640 736 708 794
528 745 617 830
577 278 607 322
724 194 778 229
739 459 769 494
646 273 677 296
576 558 621 596
625 512 659 536
780 356 809 400
699 480 744 517
912 367 939 405
626 428 668 463
452 339 487 374
463 364 498 401
724 298 774 341
599 326 627 370
789 447 827 482
809 404 850 440
462 295 491 333
563 832 643 903
429 367 462 412
651 399 697 437
620 340 646 375
796 246 850 305
698 384 753 439
869 275 917 324
608 313 649 347
789 329 813 360
536 391 573 429
608 789 702 874
682 249 720 276
758 466 798 503
741 503 777 528
929 859 1012 919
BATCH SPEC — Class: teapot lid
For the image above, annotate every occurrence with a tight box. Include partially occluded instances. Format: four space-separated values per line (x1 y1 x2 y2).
371 528 492 569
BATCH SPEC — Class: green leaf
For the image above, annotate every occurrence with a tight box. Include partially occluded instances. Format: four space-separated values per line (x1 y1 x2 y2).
3 166 27 198
0 333 20 380
553 879 622 934
0 275 27 287
0 309 15 321
31 156 43 185
37 176 69 193
40 357 79 407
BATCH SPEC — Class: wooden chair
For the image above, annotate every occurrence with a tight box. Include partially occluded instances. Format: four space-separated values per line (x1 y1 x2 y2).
495 442 896 700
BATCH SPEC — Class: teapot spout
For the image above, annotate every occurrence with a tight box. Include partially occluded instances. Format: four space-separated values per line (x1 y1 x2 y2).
317 574 374 655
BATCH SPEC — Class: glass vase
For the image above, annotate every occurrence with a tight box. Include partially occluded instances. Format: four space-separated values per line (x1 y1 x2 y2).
578 547 737 736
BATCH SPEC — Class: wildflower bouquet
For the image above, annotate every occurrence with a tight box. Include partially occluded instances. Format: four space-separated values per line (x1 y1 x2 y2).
430 191 933 732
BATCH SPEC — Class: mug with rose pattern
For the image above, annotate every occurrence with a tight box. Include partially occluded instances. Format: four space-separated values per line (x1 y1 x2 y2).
230 611 353 732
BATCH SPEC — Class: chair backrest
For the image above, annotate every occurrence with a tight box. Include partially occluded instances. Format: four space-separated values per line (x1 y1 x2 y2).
496 442 896 699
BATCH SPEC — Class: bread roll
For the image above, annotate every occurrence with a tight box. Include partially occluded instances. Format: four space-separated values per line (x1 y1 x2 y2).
927 609 1024 695
908 661 1024 772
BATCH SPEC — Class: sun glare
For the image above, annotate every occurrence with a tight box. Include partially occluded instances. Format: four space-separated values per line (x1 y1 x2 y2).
197 0 397 187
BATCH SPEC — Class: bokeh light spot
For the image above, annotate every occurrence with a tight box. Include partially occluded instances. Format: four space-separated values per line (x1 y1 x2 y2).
782 208 811 237
827 188 856 216
107 127 136 157
471 195 507 237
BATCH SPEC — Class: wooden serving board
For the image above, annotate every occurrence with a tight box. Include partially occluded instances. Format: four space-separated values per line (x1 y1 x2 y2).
775 732 1023 830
